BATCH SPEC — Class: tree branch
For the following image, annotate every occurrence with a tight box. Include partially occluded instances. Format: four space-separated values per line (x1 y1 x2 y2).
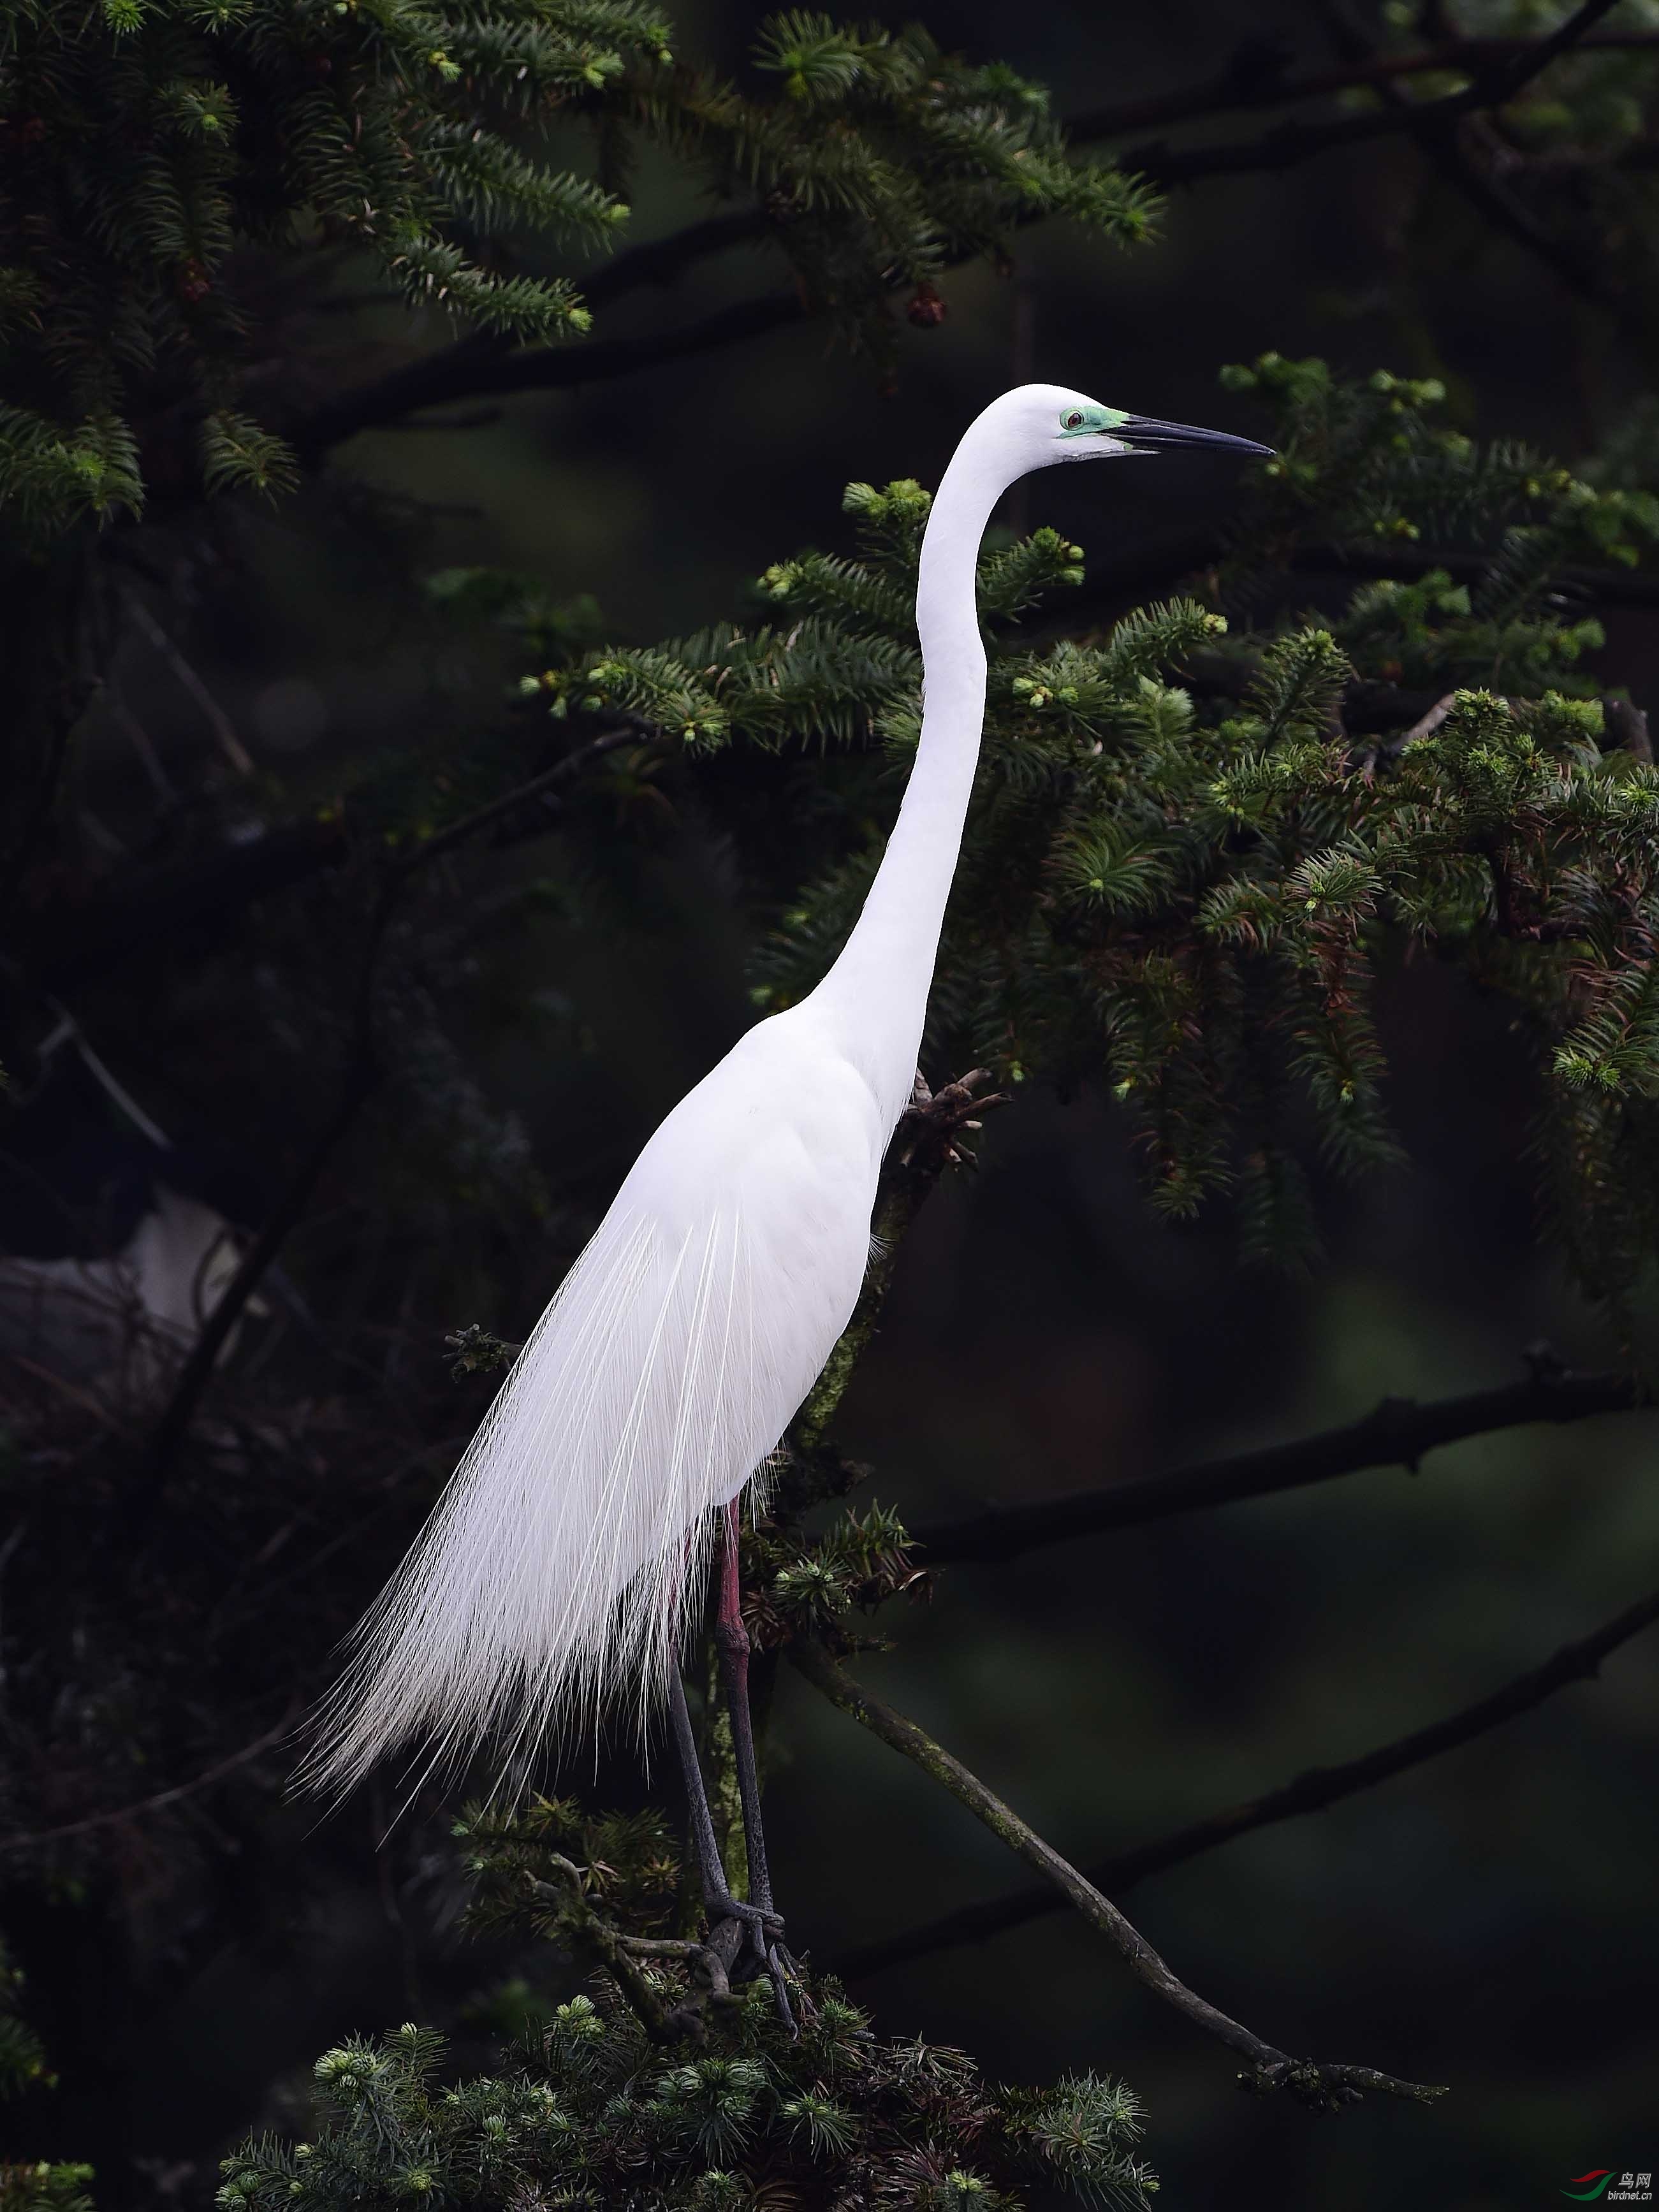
290 7 1639 455
295 293 796 457
1111 0 1628 191
833 1585 1659 1981
790 1639 1445 2109
1069 32 1659 145
912 1360 1652 1565
1312 0 1651 354
0 1706 300 1854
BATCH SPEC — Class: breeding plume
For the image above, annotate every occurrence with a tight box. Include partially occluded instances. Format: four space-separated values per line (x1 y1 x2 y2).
306 383 1268 2000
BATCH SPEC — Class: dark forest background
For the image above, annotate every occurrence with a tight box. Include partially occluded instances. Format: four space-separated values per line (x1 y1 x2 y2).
3 2 1657 2209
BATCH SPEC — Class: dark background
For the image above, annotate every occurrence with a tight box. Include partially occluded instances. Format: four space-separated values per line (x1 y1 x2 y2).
6 3 1657 2209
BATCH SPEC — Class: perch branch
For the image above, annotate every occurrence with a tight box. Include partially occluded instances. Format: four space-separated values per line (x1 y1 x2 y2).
911 1358 1651 1564
525 1865 680 2041
834 1585 1659 1979
791 1639 1445 2108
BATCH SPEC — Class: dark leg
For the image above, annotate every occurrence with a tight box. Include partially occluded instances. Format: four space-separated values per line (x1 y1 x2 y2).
665 1664 789 2020
713 1500 799 2028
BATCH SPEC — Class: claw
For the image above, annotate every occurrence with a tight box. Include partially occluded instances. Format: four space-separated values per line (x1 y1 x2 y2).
898 1066 1010 1173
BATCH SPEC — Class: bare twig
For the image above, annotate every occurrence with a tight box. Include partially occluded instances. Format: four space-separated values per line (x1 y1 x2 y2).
1313 0 1650 353
791 1640 1445 2109
911 1360 1651 1564
1069 32 1659 144
1114 0 1628 191
296 293 796 457
389 727 639 879
0 1708 298 1853
834 1586 1659 1979
125 596 254 776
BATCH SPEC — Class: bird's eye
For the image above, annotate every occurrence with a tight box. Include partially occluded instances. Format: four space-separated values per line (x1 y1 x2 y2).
1063 410 1085 430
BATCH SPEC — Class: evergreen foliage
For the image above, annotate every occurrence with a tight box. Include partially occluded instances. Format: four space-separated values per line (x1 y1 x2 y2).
544 359 1659 1319
218 1803 1158 2212
7 1 1659 2195
0 0 1149 541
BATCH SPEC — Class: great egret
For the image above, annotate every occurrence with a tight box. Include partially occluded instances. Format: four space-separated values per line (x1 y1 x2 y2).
305 382 1269 2011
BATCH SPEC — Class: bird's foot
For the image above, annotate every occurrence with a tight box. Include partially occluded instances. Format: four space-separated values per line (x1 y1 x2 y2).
897 1066 1009 1174
702 1892 802 2034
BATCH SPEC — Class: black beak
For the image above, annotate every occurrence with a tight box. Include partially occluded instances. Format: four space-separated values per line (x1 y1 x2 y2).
1119 415 1275 460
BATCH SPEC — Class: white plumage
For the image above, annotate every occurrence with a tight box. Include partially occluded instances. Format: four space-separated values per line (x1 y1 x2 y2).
304 383 1268 1798
311 1013 881 1789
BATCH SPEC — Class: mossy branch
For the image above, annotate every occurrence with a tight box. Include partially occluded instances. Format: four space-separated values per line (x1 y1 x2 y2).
789 1639 1448 2111
835 1583 1659 1979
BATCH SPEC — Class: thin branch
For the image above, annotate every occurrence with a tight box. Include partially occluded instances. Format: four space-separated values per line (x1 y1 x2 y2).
1473 0 1630 106
288 10 1636 455
833 1585 1659 1981
1069 32 1659 143
125 595 254 776
296 293 796 456
389 726 639 879
135 1052 379 1511
0 1708 298 1853
790 1639 1445 2109
912 1360 1652 1564
1112 0 1628 191
1313 0 1650 353
581 210 770 309
1054 529 1659 632
525 1866 679 2041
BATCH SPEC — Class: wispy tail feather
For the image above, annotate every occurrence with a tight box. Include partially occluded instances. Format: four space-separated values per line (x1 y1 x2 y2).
297 1202 775 1800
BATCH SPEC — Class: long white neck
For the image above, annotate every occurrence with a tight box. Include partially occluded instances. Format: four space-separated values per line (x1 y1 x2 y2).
804 435 1005 1128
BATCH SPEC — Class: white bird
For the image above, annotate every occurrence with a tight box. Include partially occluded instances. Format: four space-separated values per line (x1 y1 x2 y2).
303 383 1268 2002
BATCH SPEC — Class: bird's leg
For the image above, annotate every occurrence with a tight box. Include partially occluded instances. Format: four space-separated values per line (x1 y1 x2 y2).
665 1664 786 2004
714 1501 775 1915
713 1499 801 2031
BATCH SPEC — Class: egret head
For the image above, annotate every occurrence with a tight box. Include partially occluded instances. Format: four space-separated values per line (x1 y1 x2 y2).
977 382 1273 481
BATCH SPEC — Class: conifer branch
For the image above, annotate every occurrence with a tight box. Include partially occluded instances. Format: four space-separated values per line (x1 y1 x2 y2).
293 0 1635 455
912 1360 1653 1564
289 213 774 460
833 1585 1659 1980
522 1865 680 2042
790 1640 1447 2109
